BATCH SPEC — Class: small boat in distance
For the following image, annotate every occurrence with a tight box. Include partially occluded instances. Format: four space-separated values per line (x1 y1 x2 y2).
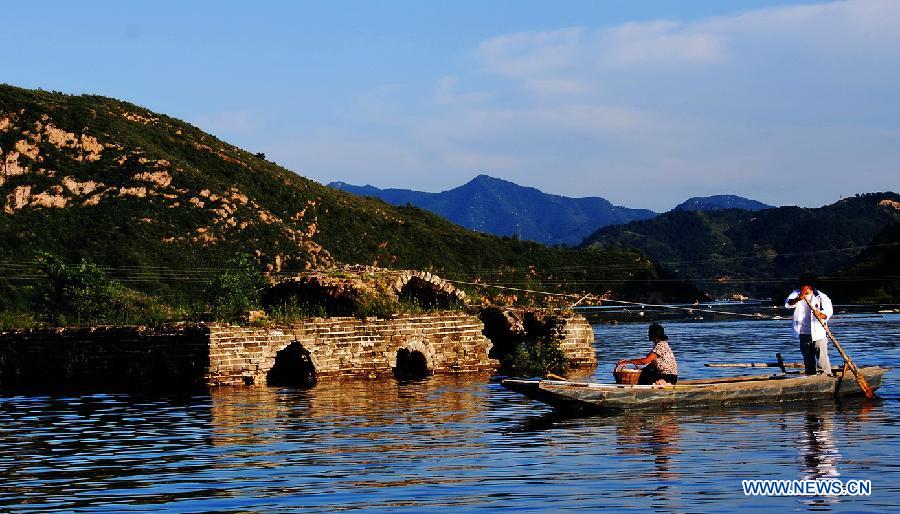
501 366 889 413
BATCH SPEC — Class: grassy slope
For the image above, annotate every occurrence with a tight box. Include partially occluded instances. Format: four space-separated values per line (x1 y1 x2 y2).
0 84 699 310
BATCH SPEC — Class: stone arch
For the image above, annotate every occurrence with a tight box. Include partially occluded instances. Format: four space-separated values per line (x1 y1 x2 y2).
266 341 318 387
262 277 357 317
394 348 429 379
392 337 436 379
392 271 467 310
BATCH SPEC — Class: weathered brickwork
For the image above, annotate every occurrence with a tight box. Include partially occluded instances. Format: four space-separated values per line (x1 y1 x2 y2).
556 315 597 368
207 314 497 386
0 311 595 388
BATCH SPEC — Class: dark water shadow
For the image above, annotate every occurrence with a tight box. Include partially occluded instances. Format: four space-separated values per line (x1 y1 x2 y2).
505 396 887 434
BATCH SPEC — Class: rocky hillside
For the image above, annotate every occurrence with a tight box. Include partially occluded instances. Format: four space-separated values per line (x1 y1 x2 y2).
582 193 900 298
0 84 697 311
330 175 656 246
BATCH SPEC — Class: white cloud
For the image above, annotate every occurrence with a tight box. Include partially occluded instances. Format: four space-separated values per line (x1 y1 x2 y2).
477 28 585 78
444 0 900 206
601 21 725 65
523 78 592 96
271 0 900 208
434 76 492 105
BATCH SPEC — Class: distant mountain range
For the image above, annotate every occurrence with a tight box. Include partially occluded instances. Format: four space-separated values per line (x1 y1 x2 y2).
674 195 772 212
331 175 658 246
330 177 776 246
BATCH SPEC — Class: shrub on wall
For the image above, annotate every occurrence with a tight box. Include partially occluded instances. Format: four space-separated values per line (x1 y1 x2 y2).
205 255 268 322
504 333 567 377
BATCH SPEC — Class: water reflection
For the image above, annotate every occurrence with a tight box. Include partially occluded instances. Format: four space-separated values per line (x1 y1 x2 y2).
209 374 492 456
801 411 839 480
615 412 680 480
0 314 897 512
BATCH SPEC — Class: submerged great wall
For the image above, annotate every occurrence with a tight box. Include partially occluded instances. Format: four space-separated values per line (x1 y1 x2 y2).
0 311 595 388
0 266 596 389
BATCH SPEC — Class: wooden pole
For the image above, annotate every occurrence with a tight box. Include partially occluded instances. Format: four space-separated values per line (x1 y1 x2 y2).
803 296 874 399
570 293 593 308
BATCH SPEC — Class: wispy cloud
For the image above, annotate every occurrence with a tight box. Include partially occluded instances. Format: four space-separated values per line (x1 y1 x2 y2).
434 76 492 105
477 28 585 79
282 0 900 208
600 21 725 65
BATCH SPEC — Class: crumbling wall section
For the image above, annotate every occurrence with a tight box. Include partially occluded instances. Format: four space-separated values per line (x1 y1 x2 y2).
206 314 496 386
479 307 597 369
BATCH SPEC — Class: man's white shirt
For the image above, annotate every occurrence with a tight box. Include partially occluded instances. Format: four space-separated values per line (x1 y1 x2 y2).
785 290 833 340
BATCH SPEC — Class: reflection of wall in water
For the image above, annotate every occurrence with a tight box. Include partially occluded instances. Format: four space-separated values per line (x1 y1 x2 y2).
209 376 490 456
614 412 683 512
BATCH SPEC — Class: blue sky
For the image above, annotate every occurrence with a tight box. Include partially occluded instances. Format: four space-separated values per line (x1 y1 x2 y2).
3 0 898 209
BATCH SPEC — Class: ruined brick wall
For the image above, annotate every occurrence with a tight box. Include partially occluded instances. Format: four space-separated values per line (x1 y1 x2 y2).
556 314 597 368
0 311 596 389
479 307 597 369
0 325 210 388
207 314 496 386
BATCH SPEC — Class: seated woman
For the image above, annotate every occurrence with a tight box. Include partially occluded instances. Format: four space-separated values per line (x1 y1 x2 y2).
617 323 679 385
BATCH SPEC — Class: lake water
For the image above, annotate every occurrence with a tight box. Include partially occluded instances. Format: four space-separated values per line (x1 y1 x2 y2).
1 314 898 512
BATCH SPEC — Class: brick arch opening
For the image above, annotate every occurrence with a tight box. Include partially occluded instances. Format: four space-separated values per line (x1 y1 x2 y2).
393 337 435 379
397 276 465 310
267 341 317 387
394 348 430 379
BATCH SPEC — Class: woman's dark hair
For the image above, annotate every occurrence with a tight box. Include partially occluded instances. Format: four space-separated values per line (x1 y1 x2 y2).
648 323 667 341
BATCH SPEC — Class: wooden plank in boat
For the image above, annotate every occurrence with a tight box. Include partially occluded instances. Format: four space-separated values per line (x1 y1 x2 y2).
679 374 789 385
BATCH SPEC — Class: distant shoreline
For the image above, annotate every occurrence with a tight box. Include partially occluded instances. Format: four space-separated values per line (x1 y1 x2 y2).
579 304 900 324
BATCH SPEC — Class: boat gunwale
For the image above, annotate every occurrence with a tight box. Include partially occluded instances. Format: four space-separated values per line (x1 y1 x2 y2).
503 366 890 392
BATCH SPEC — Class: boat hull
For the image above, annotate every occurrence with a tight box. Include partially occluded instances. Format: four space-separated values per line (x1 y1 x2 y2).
501 366 889 413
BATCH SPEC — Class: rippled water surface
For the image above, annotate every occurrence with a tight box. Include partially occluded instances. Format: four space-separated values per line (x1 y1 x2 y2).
2 314 898 512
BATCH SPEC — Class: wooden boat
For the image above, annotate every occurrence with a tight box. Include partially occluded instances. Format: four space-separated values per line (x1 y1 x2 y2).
501 366 889 413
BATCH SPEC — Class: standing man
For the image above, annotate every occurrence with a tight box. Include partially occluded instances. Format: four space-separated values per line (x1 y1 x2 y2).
785 273 834 376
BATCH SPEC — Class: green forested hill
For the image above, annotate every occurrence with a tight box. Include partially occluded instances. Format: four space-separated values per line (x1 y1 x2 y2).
822 222 900 303
582 194 900 298
0 84 696 314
